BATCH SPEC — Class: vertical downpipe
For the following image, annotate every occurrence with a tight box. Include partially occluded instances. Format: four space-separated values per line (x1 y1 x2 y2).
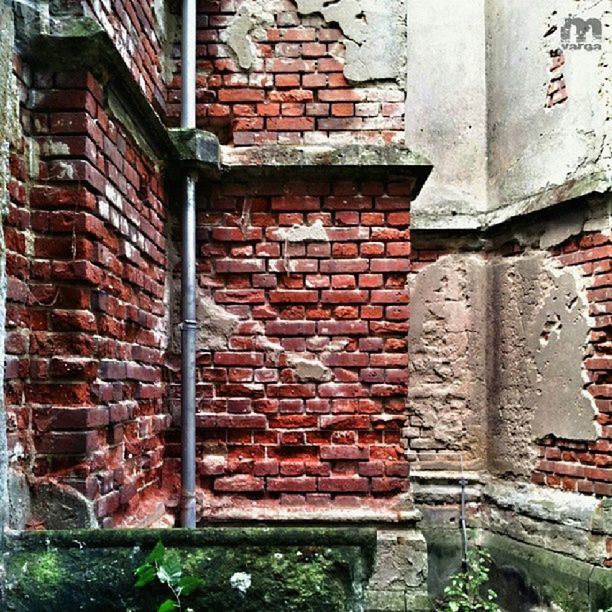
180 0 197 528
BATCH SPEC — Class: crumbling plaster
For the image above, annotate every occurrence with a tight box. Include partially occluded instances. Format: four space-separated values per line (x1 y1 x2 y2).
224 0 407 83
407 255 488 470
295 0 407 82
407 248 598 479
487 252 598 478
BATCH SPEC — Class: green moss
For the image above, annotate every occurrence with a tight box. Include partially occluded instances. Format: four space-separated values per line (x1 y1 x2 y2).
5 529 374 611
28 551 65 588
57 16 103 38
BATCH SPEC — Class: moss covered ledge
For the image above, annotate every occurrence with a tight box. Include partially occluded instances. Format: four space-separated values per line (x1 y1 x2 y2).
8 525 377 551
3 527 377 611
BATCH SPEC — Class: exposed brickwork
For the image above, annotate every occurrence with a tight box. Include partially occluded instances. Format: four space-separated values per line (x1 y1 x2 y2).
546 49 568 108
163 178 413 506
4 64 170 527
533 232 612 497
168 0 405 145
3 0 610 536
80 0 171 115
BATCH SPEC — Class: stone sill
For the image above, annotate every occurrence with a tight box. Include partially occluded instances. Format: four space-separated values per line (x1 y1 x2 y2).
197 492 422 524
412 170 611 231
220 144 433 200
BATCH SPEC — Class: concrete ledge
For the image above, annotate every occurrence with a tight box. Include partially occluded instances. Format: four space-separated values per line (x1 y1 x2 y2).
412 171 611 231
484 480 604 533
196 491 422 524
169 128 221 178
8 526 377 550
4 527 377 611
221 144 433 199
411 471 484 506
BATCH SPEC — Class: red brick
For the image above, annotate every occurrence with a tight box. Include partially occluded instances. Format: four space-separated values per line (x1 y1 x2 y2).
320 446 369 460
318 477 369 493
214 475 264 492
267 477 317 492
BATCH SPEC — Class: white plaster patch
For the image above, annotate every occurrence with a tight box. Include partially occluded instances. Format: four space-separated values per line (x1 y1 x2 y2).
295 0 407 82
277 220 328 243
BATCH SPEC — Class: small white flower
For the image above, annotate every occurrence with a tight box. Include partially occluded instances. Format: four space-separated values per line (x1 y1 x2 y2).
230 571 252 596
273 553 283 560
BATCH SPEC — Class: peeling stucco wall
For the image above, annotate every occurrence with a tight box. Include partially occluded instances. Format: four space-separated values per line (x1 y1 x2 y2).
224 0 407 83
407 255 488 470
409 0 611 230
488 252 598 478
295 0 407 82
486 0 611 218
405 0 488 223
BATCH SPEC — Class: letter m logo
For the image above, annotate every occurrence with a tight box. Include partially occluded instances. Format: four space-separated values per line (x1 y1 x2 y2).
561 17 602 42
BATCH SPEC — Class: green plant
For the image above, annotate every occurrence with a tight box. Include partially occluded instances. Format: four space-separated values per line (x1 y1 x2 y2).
443 548 500 612
134 541 203 612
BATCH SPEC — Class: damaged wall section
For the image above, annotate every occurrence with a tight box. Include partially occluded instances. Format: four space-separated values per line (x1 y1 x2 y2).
488 251 598 479
163 171 416 521
406 254 488 470
168 0 407 146
409 202 608 492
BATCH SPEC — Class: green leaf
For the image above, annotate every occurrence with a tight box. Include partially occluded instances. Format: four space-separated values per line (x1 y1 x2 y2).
134 565 156 587
158 552 182 587
157 599 178 612
146 541 166 565
178 575 203 596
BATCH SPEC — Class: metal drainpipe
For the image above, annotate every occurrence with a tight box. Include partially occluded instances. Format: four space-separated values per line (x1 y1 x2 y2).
180 0 197 529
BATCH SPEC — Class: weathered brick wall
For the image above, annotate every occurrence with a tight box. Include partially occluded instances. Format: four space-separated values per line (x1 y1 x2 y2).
163 177 413 513
79 0 171 115
5 64 171 527
533 232 612 497
167 0 405 145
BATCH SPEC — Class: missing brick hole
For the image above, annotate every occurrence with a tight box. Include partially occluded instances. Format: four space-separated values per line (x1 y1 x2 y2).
539 313 562 346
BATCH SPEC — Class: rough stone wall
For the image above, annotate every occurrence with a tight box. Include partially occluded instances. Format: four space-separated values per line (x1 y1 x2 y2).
0 2 22 535
164 177 413 517
167 0 407 145
4 66 171 528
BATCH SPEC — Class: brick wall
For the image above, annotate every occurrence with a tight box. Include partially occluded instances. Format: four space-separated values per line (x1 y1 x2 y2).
533 232 612 497
80 0 171 115
168 0 405 145
5 63 171 527
163 177 413 512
